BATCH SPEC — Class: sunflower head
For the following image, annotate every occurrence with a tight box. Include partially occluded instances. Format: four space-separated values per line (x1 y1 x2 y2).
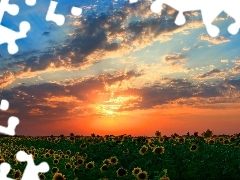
80 143 87 149
52 173 66 180
39 173 46 180
77 157 85 165
152 146 165 154
137 171 148 180
44 152 50 158
51 167 59 174
110 157 118 166
132 167 142 176
160 175 170 180
53 159 59 164
218 137 224 142
66 150 71 155
158 136 165 143
223 138 230 145
100 164 108 172
49 149 55 155
139 145 148 155
69 136 75 143
190 144 198 152
103 159 111 167
208 138 215 145
177 137 185 144
229 136 236 142
116 168 128 177
65 162 72 169
86 161 94 169
14 169 22 179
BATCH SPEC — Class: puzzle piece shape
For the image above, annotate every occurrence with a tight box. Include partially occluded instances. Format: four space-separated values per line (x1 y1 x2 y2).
0 162 15 180
46 0 65 26
0 99 19 136
0 0 36 22
0 0 34 54
150 0 240 37
129 0 138 3
0 150 49 180
25 0 36 6
0 21 30 54
0 0 19 23
16 151 49 180
0 99 9 111
0 116 19 136
71 6 82 16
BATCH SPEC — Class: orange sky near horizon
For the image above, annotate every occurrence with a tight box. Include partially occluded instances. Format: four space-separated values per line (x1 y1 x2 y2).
16 105 240 136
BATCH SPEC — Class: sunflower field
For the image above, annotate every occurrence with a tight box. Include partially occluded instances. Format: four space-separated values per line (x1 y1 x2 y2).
0 129 240 180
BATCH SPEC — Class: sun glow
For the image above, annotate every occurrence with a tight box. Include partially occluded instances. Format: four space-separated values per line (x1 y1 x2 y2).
93 104 121 116
92 95 141 116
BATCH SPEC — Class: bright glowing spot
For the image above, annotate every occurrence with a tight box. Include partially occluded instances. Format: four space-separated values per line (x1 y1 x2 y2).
92 104 121 116
91 95 141 116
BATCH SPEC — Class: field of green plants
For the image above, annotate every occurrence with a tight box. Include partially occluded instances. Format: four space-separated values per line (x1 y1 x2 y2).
0 129 240 180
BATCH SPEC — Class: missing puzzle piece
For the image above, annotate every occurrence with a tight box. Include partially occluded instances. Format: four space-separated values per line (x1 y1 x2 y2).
129 0 138 3
0 99 9 111
150 0 240 37
46 0 65 26
0 116 19 136
16 151 49 180
0 162 15 180
46 0 82 26
0 0 19 22
0 99 19 136
0 0 35 54
0 21 30 54
0 151 49 180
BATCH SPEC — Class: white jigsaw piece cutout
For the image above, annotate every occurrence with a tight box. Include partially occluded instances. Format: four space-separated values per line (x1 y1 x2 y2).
0 99 9 111
16 151 50 180
0 0 36 54
46 0 82 26
0 151 49 180
129 0 138 3
0 99 19 136
0 22 30 54
131 0 240 37
0 162 15 180
71 6 82 16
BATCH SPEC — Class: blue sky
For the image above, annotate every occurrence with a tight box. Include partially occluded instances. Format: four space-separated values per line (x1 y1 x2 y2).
0 0 240 136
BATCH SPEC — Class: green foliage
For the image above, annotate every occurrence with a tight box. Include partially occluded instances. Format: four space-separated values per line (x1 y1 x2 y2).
0 132 240 179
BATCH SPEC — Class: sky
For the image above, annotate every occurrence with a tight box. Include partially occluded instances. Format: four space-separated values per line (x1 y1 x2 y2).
0 0 240 136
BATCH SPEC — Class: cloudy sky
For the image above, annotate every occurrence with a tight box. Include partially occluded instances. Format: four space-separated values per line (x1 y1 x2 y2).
0 0 240 136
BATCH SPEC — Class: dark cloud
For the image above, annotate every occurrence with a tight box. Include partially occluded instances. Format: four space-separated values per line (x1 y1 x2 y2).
71 30 107 55
0 70 144 120
0 1 192 86
103 70 144 85
0 74 227 119
225 79 240 88
115 79 225 111
0 72 233 136
42 32 50 36
196 69 222 78
162 53 187 66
